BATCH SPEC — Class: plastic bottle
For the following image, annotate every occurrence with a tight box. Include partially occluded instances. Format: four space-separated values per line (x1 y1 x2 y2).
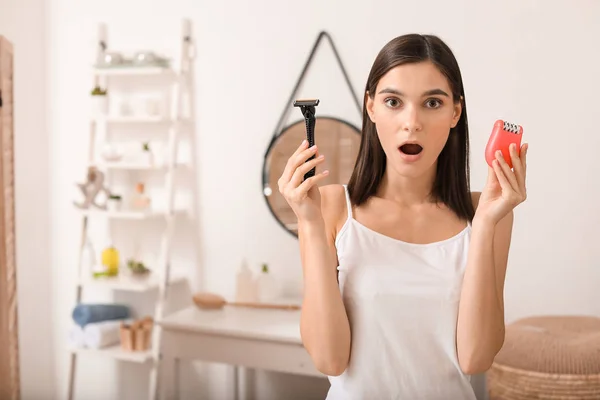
100 233 119 277
235 258 257 302
256 263 280 302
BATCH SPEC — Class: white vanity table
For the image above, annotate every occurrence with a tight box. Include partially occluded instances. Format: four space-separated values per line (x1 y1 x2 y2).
158 305 325 399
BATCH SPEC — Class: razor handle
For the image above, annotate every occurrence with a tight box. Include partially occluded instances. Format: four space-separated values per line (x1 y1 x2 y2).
485 119 523 169
304 117 316 179
293 99 320 180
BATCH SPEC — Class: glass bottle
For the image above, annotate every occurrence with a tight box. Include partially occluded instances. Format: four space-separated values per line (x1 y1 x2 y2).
131 182 151 211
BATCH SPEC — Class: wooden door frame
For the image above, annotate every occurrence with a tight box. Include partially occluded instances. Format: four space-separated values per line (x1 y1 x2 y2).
0 34 20 400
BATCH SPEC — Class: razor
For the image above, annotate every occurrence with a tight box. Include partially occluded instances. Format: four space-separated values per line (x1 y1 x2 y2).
293 98 320 180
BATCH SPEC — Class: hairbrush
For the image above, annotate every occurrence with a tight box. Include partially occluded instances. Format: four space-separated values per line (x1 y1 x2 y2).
293 99 320 180
485 119 523 169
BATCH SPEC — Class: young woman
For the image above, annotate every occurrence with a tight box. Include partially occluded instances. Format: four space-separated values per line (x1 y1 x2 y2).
278 34 528 399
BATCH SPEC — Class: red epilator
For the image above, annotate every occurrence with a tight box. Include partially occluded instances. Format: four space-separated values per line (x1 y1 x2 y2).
485 119 523 169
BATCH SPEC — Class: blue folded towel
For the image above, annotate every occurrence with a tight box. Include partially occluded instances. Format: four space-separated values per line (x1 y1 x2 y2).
72 304 131 327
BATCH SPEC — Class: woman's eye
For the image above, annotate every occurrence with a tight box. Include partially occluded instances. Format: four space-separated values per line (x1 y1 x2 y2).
425 98 442 108
385 98 401 108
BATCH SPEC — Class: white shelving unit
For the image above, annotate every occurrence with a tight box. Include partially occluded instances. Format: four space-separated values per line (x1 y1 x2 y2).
94 116 177 124
71 344 153 364
93 66 175 76
78 209 185 220
67 20 197 400
78 270 188 292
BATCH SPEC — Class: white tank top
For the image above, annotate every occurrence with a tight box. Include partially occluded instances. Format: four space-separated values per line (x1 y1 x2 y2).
326 185 477 400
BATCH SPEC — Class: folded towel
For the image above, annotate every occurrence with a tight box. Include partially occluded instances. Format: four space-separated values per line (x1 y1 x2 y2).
68 324 85 348
83 319 127 349
72 304 130 327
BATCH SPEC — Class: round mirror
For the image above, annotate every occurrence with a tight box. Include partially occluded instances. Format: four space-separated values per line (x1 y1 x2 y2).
262 117 361 237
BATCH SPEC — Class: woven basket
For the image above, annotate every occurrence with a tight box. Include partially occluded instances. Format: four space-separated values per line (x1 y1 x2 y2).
119 316 154 352
487 315 600 400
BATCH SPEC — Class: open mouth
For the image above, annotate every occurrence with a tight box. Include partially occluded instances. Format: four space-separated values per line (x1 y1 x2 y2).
399 143 423 155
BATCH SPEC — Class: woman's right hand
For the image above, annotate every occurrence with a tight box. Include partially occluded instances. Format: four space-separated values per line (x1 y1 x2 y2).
278 140 329 224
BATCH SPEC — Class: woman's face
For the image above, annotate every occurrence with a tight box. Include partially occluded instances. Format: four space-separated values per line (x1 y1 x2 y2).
366 61 462 178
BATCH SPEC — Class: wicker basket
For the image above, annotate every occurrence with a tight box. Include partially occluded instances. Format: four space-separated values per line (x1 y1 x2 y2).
119 316 154 352
487 315 600 399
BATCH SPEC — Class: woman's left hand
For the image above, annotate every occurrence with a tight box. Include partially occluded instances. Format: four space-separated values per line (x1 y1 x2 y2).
475 143 529 226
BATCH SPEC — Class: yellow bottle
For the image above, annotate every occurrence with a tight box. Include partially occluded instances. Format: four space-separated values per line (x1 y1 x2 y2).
101 245 120 276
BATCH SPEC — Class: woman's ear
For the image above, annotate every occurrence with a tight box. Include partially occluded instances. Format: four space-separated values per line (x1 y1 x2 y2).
365 91 375 123
451 97 463 128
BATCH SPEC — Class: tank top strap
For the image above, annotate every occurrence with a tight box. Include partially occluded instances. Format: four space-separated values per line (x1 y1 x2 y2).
342 184 353 220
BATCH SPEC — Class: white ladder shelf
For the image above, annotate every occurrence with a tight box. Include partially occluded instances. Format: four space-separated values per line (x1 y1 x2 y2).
66 19 196 400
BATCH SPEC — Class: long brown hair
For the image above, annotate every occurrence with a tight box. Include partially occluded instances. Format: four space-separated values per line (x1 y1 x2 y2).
347 33 475 222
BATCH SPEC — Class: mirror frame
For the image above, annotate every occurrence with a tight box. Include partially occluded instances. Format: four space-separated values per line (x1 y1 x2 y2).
262 115 362 238
0 35 20 400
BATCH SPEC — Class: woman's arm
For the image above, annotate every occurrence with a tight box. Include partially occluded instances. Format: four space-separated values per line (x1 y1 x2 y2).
298 185 351 376
456 194 513 374
457 143 528 375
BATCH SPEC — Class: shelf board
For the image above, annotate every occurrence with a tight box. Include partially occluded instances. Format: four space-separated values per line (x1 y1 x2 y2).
93 66 174 76
93 161 180 171
92 161 188 171
79 209 178 220
94 115 174 124
70 344 152 363
79 271 187 292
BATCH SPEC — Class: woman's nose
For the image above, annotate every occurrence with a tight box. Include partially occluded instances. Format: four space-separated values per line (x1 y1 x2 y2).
400 105 423 133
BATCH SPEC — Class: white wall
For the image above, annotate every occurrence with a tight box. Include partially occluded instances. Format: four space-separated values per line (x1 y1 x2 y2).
1 0 598 399
0 1 57 400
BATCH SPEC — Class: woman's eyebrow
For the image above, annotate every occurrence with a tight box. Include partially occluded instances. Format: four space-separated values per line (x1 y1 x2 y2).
378 88 450 97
